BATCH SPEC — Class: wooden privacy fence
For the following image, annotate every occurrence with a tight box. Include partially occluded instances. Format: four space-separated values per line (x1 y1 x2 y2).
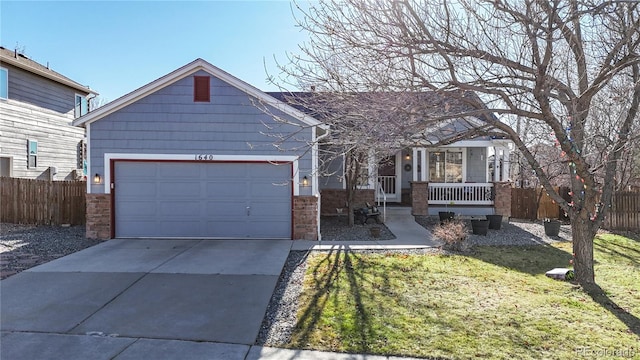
511 187 639 231
604 191 640 231
511 187 568 220
0 177 86 225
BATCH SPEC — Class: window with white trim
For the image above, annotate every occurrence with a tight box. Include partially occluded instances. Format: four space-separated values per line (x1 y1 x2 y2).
27 139 38 168
429 151 462 183
74 94 88 118
0 67 7 99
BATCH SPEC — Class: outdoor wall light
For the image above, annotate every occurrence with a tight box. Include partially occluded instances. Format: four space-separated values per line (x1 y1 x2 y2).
302 176 309 187
405 153 411 160
94 173 101 184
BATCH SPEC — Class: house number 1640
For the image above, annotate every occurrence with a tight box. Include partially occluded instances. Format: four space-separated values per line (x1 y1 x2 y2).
195 154 215 160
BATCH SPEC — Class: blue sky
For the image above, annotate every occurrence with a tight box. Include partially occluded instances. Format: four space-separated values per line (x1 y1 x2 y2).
1 1 311 102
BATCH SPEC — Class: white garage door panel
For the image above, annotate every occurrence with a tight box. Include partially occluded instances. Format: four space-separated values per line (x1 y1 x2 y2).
114 161 292 238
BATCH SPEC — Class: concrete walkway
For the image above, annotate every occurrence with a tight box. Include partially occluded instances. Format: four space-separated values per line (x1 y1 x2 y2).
292 206 441 251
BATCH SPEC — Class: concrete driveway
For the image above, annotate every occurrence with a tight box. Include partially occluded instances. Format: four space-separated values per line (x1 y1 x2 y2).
1 238 292 360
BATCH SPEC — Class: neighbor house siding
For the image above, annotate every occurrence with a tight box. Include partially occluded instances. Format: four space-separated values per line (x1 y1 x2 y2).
3 63 79 117
0 99 84 180
88 70 314 194
0 61 87 180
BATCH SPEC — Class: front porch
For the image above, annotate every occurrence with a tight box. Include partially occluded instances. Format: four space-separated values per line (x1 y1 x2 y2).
374 140 512 216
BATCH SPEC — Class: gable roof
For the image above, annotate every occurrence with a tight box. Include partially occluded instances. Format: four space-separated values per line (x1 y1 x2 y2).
72 58 323 128
0 47 98 96
267 91 508 145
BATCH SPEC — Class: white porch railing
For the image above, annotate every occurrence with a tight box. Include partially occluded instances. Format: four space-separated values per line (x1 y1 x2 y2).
377 176 396 196
429 183 494 205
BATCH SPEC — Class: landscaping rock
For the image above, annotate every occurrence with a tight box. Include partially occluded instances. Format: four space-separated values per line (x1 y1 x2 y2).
0 223 102 279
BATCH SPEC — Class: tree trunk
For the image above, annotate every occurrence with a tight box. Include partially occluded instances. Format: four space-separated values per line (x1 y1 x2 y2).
347 184 356 226
571 217 597 288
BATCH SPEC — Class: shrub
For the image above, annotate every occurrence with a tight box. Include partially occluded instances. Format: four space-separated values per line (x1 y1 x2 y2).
433 218 470 252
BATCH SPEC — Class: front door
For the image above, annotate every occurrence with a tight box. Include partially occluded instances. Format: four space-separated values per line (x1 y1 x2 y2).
377 153 401 202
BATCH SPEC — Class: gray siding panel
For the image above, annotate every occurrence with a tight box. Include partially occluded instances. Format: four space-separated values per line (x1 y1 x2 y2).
319 152 344 190
90 70 314 194
466 147 487 183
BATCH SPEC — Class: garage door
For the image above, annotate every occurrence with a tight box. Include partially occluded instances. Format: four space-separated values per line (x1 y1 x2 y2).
114 161 292 238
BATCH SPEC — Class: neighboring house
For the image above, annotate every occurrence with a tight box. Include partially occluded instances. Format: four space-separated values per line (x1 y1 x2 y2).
72 59 325 240
0 47 97 180
270 91 514 218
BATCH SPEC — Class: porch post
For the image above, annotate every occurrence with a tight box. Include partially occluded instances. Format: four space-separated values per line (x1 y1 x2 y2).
412 148 418 181
410 181 429 216
493 147 500 181
493 181 512 221
501 147 510 181
420 148 427 181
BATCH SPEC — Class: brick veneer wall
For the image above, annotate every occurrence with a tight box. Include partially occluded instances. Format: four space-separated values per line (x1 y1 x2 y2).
293 195 318 240
493 182 512 219
86 193 111 240
319 189 375 215
411 182 429 216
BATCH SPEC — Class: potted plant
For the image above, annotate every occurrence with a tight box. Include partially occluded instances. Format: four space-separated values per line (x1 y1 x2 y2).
486 214 503 230
438 200 456 224
543 218 561 237
471 218 490 235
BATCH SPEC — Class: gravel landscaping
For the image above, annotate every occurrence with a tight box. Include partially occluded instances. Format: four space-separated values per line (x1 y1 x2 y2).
415 216 573 246
0 223 101 279
320 216 396 241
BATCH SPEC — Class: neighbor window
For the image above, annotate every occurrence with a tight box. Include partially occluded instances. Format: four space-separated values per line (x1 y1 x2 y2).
0 67 7 99
194 76 210 102
429 151 462 183
27 139 38 168
74 94 88 118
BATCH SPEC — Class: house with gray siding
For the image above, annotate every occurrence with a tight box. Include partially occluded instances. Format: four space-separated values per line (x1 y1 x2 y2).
269 92 514 219
0 47 97 180
73 58 326 240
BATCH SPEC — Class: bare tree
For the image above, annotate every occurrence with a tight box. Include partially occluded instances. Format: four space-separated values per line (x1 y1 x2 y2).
273 0 640 287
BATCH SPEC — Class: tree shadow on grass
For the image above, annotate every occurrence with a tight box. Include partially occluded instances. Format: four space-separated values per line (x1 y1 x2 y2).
290 247 382 355
465 229 640 338
468 244 573 276
584 284 640 338
594 240 640 267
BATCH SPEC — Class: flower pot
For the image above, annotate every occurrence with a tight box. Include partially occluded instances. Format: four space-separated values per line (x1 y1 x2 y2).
544 220 561 237
370 226 381 238
486 214 503 230
471 219 489 236
438 211 455 224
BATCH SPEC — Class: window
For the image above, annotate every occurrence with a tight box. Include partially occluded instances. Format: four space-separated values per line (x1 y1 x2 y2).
429 151 462 183
74 94 88 118
0 67 7 99
27 140 37 168
194 76 210 102
0 156 12 177
78 139 87 170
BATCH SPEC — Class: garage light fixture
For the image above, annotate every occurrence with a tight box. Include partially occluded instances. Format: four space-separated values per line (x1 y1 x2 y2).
94 173 101 184
302 176 309 187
